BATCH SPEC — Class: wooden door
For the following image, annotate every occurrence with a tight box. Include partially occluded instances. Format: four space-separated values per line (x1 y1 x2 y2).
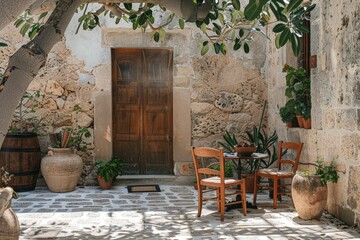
112 48 173 174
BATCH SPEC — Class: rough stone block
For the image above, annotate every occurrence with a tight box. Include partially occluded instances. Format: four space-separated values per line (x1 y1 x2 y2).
337 205 355 226
340 133 359 162
173 162 194 176
191 102 214 114
336 109 357 131
214 92 244 112
347 166 360 210
45 80 64 96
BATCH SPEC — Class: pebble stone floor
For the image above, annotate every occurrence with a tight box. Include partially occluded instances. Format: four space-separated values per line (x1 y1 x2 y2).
12 184 360 239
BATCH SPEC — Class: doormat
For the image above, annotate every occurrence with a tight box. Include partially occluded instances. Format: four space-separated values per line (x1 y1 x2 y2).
127 185 161 193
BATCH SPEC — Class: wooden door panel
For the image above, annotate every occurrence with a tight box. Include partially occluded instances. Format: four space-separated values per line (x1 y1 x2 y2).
143 110 168 136
142 49 173 174
116 86 139 105
112 48 173 175
144 141 171 174
113 141 140 174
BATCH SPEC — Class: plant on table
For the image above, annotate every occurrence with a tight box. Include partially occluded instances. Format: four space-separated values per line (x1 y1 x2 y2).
218 101 278 179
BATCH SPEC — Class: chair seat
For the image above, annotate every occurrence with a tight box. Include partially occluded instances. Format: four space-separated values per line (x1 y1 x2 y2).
257 168 294 177
201 176 240 185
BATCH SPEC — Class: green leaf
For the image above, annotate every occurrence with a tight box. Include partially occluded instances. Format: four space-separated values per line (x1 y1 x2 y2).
214 43 221 54
124 3 132 11
285 88 293 98
279 27 291 47
239 29 244 37
296 23 309 33
201 42 209 56
273 23 286 33
115 17 121 24
293 82 303 91
244 0 268 21
201 23 207 33
232 0 241 10
244 42 249 53
285 0 303 13
220 43 227 55
20 23 31 36
275 34 281 49
14 19 24 28
218 13 225 25
233 42 241 51
0 42 8 47
290 34 301 56
179 19 185 29
138 13 147 25
39 12 48 21
153 31 160 42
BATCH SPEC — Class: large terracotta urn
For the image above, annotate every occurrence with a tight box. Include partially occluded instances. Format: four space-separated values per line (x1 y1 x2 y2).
291 171 328 220
41 148 83 193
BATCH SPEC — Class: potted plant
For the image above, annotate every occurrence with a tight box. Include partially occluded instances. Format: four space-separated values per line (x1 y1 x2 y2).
218 101 278 193
41 127 91 193
0 91 45 192
95 157 124 189
291 160 339 220
280 65 311 128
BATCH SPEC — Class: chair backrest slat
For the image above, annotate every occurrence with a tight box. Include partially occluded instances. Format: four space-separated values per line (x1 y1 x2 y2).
276 141 304 173
192 147 225 184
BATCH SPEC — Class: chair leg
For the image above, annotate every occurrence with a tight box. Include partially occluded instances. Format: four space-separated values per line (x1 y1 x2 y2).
197 187 203 217
253 174 259 205
241 181 247 216
273 177 278 209
220 187 225 221
217 188 221 212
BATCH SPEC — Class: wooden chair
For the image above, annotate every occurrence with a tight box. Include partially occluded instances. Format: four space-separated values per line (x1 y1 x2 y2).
253 141 304 209
192 147 247 221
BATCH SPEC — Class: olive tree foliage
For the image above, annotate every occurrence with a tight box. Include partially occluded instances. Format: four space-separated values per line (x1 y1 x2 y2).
0 0 315 147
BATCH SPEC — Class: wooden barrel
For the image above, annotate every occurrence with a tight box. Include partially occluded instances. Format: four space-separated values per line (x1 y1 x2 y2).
0 133 41 192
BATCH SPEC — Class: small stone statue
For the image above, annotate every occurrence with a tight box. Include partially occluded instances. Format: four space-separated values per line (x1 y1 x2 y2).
0 187 20 240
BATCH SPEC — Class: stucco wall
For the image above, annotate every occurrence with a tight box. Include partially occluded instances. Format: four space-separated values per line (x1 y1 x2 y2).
266 0 360 226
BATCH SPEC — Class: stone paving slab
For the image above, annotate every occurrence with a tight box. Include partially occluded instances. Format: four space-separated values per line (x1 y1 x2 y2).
12 185 360 239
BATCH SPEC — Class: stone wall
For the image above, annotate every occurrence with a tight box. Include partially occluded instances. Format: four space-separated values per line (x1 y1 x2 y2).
266 0 360 226
1 6 267 184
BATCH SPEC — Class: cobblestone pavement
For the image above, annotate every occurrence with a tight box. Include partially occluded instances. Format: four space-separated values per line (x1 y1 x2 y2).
12 185 360 239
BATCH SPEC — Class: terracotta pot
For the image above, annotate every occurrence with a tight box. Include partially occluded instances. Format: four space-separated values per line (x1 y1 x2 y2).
291 172 327 220
287 118 299 128
41 148 83 193
242 174 254 193
97 175 113 190
296 115 304 128
303 118 311 129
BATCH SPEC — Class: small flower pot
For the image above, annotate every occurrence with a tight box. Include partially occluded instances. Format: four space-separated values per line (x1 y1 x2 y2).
303 118 311 129
296 115 304 128
97 175 113 190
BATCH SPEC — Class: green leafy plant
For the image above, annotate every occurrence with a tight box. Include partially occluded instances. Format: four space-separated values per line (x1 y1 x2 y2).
314 160 339 185
15 1 314 56
209 161 234 178
0 167 19 199
95 157 124 183
280 64 311 120
218 101 278 174
8 91 47 134
50 127 92 156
